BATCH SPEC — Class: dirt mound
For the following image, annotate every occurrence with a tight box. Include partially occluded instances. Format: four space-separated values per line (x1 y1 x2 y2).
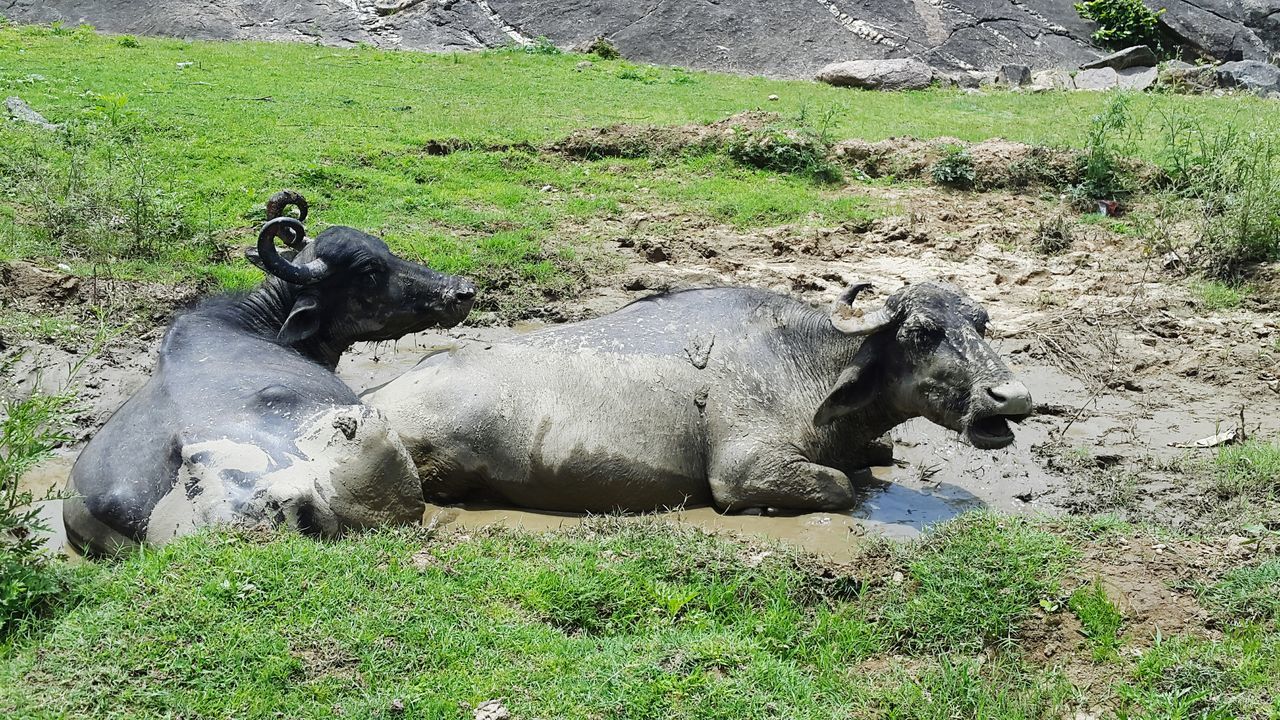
551 111 779 159
833 137 1084 189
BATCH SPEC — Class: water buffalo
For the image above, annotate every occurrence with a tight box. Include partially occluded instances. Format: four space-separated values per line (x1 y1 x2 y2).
366 281 1031 514
65 192 476 555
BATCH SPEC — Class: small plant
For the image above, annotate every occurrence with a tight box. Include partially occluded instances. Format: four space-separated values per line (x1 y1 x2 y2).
1162 112 1280 278
1194 280 1247 310
1 382 77 635
1199 559 1280 622
1034 213 1074 254
1074 0 1165 49
1071 94 1135 206
930 145 976 189
116 34 140 49
585 36 620 60
524 36 561 55
1211 440 1280 501
724 118 841 183
1068 579 1124 660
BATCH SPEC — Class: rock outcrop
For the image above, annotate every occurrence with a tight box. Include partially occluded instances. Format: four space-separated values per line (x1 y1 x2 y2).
3 0 1276 78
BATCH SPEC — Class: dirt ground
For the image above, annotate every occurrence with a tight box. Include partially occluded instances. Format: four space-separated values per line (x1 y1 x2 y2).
6 153 1280 562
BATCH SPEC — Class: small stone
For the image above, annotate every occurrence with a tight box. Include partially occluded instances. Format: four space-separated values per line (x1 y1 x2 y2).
891 571 904 584
4 96 59 130
575 61 593 70
389 699 405 714
767 94 779 101
815 58 934 91
474 699 511 720
997 64 1032 87
1032 69 1074 90
176 61 194 69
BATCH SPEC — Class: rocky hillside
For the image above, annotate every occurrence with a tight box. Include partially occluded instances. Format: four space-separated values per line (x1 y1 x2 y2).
2 0 1277 76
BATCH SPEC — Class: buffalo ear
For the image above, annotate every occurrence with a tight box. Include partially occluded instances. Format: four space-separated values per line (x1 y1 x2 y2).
278 294 323 344
813 353 881 426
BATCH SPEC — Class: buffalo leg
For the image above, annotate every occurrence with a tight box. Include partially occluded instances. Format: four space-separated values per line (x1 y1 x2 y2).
709 442 856 512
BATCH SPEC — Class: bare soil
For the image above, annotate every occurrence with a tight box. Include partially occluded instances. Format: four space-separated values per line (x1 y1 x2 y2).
6 138 1280 561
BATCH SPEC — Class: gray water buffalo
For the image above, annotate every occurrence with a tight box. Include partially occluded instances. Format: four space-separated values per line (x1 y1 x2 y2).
366 281 1031 514
65 192 476 555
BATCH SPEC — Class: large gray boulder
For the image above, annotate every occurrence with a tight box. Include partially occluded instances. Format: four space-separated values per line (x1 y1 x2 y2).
816 58 933 90
1158 0 1274 62
1215 60 1280 93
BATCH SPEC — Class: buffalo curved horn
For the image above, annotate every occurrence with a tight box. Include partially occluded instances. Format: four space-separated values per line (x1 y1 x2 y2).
830 281 895 336
257 217 332 285
265 190 309 247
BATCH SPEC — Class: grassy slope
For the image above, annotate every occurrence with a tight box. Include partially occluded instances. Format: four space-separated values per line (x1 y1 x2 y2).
0 25 1274 300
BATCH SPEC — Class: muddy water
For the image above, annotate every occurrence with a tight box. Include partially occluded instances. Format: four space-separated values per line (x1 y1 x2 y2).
23 322 1274 562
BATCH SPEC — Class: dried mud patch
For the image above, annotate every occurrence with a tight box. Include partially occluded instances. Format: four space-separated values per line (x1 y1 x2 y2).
549 111 780 159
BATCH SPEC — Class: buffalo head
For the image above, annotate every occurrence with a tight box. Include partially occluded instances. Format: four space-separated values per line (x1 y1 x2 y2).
247 191 475 347
815 281 1032 449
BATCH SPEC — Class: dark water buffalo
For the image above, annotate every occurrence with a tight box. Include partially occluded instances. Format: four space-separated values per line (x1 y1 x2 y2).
367 281 1031 514
65 192 476 555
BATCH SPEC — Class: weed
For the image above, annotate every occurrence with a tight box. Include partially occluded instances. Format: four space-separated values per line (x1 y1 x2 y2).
1069 579 1124 660
584 36 620 60
1194 280 1247 310
929 145 976 189
524 36 561 55
1034 212 1074 254
1160 112 1280 278
116 34 140 49
0 381 77 636
1211 440 1280 501
1074 0 1165 49
724 111 841 182
1071 93 1136 206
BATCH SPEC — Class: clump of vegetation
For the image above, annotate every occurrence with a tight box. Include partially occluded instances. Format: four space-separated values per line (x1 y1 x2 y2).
1160 113 1280 279
1199 559 1280 623
724 111 841 182
9 120 208 267
1194 280 1248 309
1074 0 1165 49
584 35 620 60
116 34 140 48
1034 212 1074 254
524 36 561 55
1071 94 1136 207
0 381 76 636
878 514 1074 653
1211 439 1280 501
929 145 976 189
1069 579 1124 660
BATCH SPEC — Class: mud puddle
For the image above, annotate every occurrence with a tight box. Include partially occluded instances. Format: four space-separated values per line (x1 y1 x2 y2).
11 182 1280 557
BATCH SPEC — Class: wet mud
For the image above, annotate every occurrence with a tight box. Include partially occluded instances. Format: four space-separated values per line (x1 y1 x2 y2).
10 181 1280 558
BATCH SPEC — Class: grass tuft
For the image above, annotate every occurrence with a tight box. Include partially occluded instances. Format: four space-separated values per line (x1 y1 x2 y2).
1068 579 1124 660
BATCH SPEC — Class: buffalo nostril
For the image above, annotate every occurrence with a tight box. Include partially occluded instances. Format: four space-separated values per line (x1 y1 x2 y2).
985 381 1032 415
454 284 476 302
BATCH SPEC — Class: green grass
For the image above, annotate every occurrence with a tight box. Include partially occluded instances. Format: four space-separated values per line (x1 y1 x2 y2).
1212 440 1280 500
0 515 1084 720
1199 559 1280 623
1068 579 1124 661
1194 280 1249 310
2 514 1277 718
1 24 1276 305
